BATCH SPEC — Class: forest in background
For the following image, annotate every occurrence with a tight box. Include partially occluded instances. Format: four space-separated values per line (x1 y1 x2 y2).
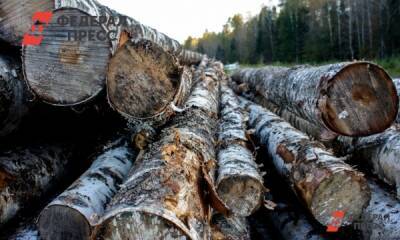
183 0 400 75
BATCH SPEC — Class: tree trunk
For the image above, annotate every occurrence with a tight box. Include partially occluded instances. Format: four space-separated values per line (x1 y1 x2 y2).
356 180 400 239
93 62 226 240
107 39 192 121
244 93 400 200
0 144 70 225
392 78 400 123
239 98 371 226
22 0 202 106
178 50 205 66
0 54 29 137
337 126 400 199
0 0 54 45
211 214 250 240
231 62 398 137
38 139 136 240
216 83 264 217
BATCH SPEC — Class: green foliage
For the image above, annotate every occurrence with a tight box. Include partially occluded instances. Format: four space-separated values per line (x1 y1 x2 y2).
185 0 400 67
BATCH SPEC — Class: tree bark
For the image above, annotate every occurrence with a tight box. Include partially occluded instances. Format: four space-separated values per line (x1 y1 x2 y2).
216 83 264 217
0 0 54 45
178 50 205 66
37 139 136 240
107 39 192 121
231 62 398 137
21 0 203 106
211 214 250 240
0 54 29 137
239 98 371 226
244 93 400 200
93 62 226 240
355 180 400 240
392 78 400 123
0 144 70 225
337 126 400 199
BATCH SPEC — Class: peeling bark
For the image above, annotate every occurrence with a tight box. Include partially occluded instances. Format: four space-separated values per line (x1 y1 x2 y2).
240 98 370 226
0 54 29 137
38 139 136 240
232 62 398 137
0 145 70 225
94 62 225 240
211 214 250 240
22 0 202 106
107 39 192 121
216 84 264 217
355 180 400 240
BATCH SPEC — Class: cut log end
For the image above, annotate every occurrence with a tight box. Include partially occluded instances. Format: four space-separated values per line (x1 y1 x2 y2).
107 39 180 119
38 205 91 240
0 0 54 44
23 8 111 106
310 171 370 226
217 176 263 217
321 62 398 136
96 212 188 240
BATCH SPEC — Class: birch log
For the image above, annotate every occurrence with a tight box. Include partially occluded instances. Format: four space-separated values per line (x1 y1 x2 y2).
337 126 400 199
240 98 370 226
216 84 264 216
22 0 203 106
107 39 191 121
38 139 135 240
211 214 250 240
94 63 225 240
250 96 400 200
232 62 398 137
0 145 70 225
355 180 400 240
0 54 29 137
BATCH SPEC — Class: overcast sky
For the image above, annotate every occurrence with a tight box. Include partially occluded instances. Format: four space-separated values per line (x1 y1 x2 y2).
97 0 279 43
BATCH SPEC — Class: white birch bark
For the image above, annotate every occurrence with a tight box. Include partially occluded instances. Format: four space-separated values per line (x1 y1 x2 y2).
231 62 397 137
239 98 370 226
38 139 136 240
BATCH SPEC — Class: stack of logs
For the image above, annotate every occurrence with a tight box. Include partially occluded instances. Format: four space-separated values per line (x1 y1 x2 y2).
0 1 400 240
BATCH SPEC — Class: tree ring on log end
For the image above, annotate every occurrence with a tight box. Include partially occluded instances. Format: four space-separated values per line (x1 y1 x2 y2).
217 176 263 217
96 211 191 240
320 62 398 136
38 205 91 240
310 171 370 226
23 8 111 106
107 39 180 119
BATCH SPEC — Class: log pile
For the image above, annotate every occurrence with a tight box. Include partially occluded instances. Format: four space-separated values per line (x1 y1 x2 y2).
0 1 400 239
